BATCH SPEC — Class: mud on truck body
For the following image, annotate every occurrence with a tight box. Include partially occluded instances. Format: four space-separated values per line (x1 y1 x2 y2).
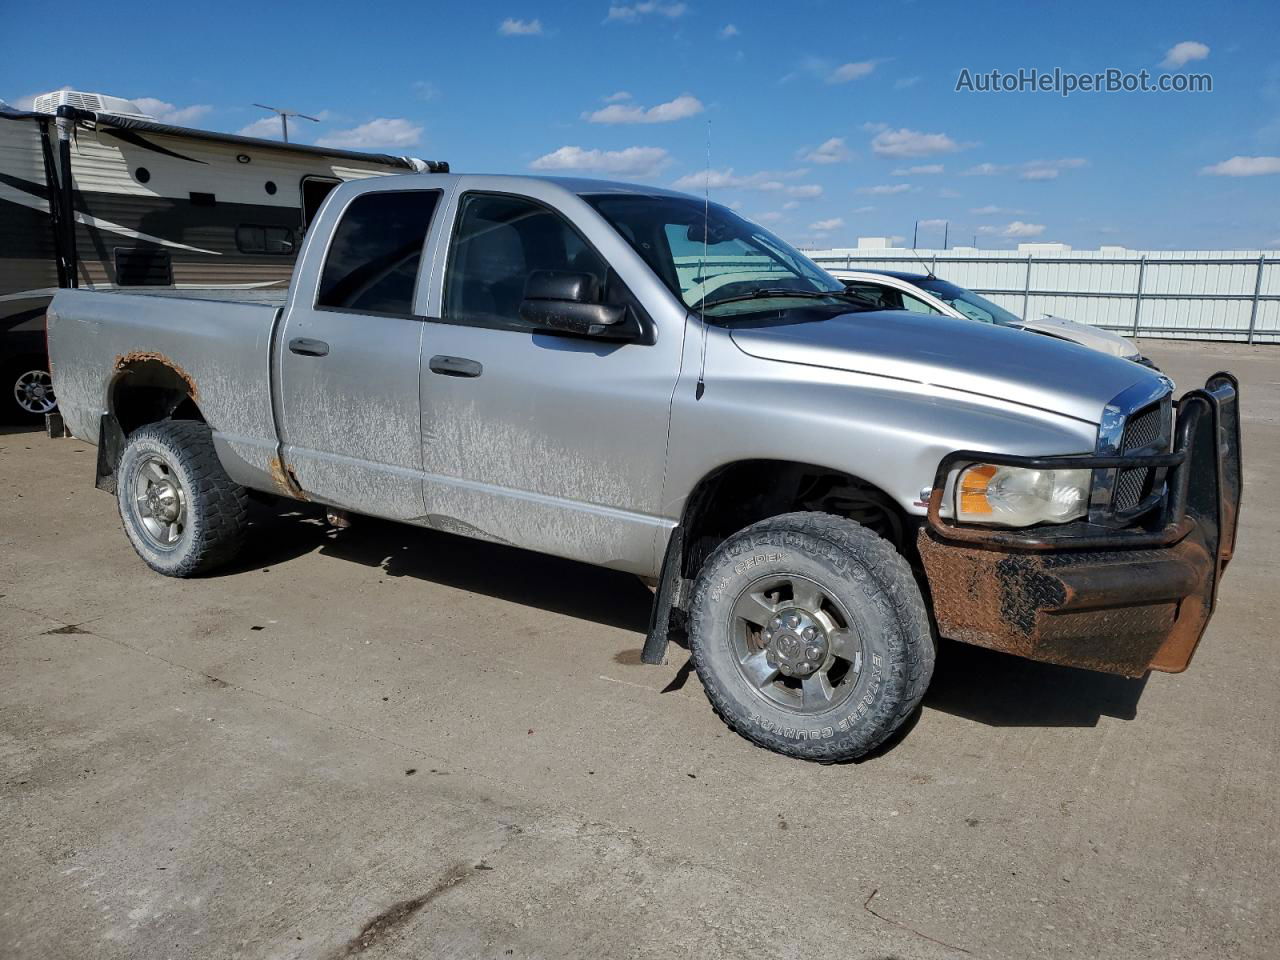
46 173 1243 762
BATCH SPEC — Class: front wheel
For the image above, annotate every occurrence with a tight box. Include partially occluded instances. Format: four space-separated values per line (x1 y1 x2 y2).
116 420 249 577
687 512 934 762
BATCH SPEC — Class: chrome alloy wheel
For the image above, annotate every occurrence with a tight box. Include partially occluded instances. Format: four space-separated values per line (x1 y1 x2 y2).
730 574 864 713
131 455 188 547
14 370 56 415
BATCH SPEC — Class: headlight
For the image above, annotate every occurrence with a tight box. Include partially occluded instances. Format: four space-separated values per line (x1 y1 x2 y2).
951 464 1091 527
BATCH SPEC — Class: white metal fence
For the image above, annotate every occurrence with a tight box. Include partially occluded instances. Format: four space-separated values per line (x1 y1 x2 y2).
805 249 1280 344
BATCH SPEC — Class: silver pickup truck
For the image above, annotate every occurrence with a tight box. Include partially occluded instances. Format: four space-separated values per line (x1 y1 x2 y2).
47 173 1243 762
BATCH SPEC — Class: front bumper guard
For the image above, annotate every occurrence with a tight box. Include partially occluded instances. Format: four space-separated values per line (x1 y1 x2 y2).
917 372 1241 677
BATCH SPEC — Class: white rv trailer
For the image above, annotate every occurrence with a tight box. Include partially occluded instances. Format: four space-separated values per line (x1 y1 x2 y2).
0 91 444 421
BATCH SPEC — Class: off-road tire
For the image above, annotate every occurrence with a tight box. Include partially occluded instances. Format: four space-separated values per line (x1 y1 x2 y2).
116 420 248 577
687 512 934 762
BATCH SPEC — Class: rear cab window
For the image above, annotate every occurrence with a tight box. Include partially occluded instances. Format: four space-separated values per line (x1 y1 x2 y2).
316 190 441 316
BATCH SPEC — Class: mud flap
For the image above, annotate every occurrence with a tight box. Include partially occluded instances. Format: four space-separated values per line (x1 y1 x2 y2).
642 526 685 665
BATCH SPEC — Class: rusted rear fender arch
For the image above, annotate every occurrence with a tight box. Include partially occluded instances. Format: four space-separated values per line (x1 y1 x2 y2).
108 352 206 436
96 353 208 493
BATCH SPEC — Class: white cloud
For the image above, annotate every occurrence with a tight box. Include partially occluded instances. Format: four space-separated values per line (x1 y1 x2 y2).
530 145 671 176
979 220 1046 238
584 94 703 124
1020 157 1087 180
606 2 686 22
964 158 1084 179
132 98 212 125
803 137 850 164
499 18 543 35
413 81 441 101
237 116 287 139
853 205 875 213
918 218 948 228
316 118 422 149
720 24 738 38
1200 155 1280 176
894 76 921 89
603 91 632 102
857 183 912 195
891 164 943 175
809 217 844 232
938 188 961 199
782 201 800 210
871 127 965 157
755 211 784 223
785 184 823 198
970 205 1026 215
1161 41 1209 68
670 167 812 192
828 61 877 84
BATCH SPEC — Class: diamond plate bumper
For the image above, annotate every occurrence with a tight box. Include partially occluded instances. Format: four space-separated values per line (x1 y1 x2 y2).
918 373 1241 676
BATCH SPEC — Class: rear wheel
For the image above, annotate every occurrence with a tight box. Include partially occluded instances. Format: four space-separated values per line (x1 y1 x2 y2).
687 512 934 762
116 421 248 577
3 360 56 423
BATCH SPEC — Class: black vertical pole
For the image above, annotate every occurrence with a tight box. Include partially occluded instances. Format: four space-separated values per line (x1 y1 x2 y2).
55 106 78 288
36 118 68 288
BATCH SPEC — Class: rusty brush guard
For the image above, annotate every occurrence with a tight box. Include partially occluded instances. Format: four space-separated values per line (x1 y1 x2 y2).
918 373 1241 676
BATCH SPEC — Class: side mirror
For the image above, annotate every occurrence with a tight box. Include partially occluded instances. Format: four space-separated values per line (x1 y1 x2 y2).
519 271 636 340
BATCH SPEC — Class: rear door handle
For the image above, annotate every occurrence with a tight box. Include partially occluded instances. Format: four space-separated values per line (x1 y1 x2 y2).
429 355 482 378
288 337 329 357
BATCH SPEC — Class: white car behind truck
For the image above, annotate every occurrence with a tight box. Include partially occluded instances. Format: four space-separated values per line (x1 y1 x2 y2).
46 172 1241 762
832 269 1154 366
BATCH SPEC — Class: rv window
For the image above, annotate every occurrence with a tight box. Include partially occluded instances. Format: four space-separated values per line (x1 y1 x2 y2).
114 248 173 286
236 225 296 255
316 190 440 315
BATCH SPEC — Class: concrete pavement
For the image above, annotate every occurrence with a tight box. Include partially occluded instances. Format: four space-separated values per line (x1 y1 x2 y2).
2 339 1277 959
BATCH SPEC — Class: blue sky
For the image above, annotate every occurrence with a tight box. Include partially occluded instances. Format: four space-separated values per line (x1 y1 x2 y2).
3 0 1278 250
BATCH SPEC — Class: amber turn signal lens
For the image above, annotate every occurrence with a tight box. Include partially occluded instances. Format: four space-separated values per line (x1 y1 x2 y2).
958 463 998 515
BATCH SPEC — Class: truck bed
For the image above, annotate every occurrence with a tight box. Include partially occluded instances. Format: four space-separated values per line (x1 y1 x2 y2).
86 287 289 308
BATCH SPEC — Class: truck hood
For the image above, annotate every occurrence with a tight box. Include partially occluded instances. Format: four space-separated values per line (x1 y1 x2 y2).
728 308 1160 425
1016 314 1140 359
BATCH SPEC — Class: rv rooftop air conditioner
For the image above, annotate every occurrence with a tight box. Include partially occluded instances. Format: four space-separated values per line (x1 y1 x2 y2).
31 90 156 120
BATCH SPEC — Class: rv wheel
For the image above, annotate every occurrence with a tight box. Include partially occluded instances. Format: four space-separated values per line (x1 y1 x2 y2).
3 360 57 424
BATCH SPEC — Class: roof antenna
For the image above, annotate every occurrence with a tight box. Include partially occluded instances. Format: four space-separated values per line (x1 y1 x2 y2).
252 103 319 143
695 119 712 401
908 219 937 279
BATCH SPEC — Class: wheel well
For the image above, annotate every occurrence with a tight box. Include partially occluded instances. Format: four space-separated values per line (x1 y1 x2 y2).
110 359 205 435
678 460 910 579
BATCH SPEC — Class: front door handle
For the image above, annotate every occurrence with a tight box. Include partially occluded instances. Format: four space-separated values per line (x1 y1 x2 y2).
289 337 329 357
429 355 482 378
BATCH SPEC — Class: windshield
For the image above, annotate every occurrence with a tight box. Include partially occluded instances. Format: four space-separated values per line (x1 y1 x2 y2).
584 194 848 315
913 278 1024 327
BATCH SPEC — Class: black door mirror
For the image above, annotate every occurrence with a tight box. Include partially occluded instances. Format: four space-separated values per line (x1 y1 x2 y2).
519 271 636 340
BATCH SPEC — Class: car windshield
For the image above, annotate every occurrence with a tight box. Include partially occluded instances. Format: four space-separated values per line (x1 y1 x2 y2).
584 194 849 316
913 278 1024 327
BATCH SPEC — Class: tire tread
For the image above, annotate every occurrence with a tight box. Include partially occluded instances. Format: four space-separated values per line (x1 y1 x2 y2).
118 420 248 577
688 511 934 761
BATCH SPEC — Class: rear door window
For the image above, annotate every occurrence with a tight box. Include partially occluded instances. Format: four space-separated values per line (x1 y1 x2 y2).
316 191 440 315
